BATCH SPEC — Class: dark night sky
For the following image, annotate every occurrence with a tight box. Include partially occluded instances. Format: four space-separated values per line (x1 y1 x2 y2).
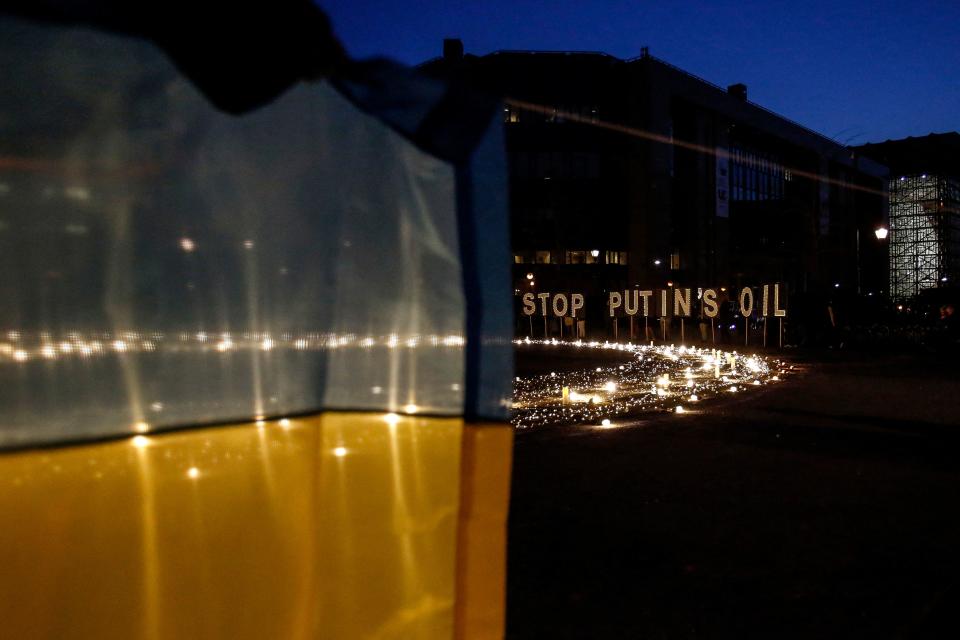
322 0 959 144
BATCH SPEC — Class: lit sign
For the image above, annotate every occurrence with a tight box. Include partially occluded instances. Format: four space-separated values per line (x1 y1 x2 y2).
522 293 585 318
522 285 787 318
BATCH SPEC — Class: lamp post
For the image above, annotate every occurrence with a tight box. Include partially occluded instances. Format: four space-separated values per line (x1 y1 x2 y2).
858 226 889 295
856 228 861 295
874 226 888 297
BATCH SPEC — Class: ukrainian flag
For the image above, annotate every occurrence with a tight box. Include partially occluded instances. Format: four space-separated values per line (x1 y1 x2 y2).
0 12 512 639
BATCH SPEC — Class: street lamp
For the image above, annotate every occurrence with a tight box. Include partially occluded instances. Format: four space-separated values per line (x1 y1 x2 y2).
858 226 889 295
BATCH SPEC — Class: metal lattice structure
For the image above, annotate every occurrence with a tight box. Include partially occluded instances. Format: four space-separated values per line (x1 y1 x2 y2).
888 174 960 300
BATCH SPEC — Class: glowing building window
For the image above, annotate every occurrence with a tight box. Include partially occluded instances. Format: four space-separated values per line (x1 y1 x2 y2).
565 250 602 265
605 251 628 265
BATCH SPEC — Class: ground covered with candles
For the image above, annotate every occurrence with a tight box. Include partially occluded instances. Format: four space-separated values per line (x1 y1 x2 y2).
511 338 790 429
506 347 960 639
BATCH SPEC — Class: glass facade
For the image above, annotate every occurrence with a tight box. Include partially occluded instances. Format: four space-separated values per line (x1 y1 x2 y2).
888 174 960 299
730 146 785 201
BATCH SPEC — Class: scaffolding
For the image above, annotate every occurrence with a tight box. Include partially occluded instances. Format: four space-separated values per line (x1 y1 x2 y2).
888 174 960 300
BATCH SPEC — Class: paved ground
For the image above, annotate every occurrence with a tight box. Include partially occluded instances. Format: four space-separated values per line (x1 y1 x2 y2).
506 348 960 639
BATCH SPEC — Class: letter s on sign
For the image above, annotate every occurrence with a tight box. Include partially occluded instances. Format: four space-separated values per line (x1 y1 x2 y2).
522 293 535 316
702 289 718 318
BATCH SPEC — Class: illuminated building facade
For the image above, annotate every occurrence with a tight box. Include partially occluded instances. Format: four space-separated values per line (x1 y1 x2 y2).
423 41 888 332
855 133 960 300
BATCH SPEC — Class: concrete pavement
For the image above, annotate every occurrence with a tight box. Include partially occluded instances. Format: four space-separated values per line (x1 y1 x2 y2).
507 349 960 638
